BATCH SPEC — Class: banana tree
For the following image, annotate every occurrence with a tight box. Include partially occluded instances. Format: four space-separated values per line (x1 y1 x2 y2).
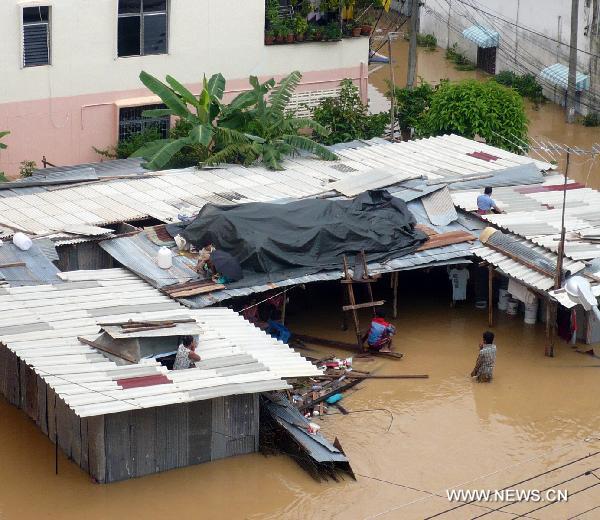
213 71 337 170
0 131 9 181
133 72 248 170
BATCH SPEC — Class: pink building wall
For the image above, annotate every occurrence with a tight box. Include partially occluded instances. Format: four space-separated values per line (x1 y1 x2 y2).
0 65 367 178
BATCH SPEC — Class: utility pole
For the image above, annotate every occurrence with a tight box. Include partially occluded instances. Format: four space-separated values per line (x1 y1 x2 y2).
566 0 579 123
407 0 420 89
388 33 397 141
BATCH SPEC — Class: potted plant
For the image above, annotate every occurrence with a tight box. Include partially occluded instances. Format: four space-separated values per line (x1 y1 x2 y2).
274 23 285 43
351 20 362 37
306 24 316 41
295 16 308 42
314 25 323 41
361 14 373 35
285 22 295 43
327 23 341 41
265 29 275 45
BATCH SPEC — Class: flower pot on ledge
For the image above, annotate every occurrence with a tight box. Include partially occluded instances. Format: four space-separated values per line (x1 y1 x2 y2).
265 34 275 45
286 33 295 43
352 27 362 37
361 25 372 36
296 33 305 42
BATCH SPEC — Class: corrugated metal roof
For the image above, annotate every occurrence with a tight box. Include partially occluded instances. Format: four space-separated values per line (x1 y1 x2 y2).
0 240 62 287
472 235 586 291
0 268 320 418
0 135 547 237
462 25 499 49
539 63 590 91
421 186 458 226
548 285 600 308
452 176 600 260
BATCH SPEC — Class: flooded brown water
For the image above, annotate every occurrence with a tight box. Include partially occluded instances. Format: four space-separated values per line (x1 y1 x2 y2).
2 275 600 519
369 39 600 189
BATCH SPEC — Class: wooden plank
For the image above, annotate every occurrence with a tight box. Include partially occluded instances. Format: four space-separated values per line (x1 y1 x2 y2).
0 261 26 268
36 375 48 434
47 388 57 442
131 408 157 478
87 415 106 483
293 334 404 360
188 400 212 466
342 300 385 311
345 374 429 379
56 398 74 461
77 336 137 364
104 411 132 482
71 410 82 467
211 397 227 461
168 284 225 297
299 378 363 411
80 417 89 474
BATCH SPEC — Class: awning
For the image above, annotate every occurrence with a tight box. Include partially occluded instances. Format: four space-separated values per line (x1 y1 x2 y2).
539 63 590 91
462 25 499 48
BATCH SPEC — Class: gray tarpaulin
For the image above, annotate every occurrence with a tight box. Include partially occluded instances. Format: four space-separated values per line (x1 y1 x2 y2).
181 190 427 283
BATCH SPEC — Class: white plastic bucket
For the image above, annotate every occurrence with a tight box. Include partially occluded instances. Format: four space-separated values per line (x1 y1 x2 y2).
524 298 539 324
507 299 519 316
157 246 173 269
475 300 487 309
498 289 510 311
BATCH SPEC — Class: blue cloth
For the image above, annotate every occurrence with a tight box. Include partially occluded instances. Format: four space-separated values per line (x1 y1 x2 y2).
477 194 496 211
367 319 395 345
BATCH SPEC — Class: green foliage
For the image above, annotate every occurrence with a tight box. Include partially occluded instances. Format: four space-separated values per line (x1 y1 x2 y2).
215 71 337 170
416 33 437 50
0 131 10 181
295 16 308 35
19 160 37 178
388 80 435 133
492 71 544 104
445 43 475 70
134 70 336 171
582 112 600 127
420 80 528 154
312 79 388 145
95 127 163 160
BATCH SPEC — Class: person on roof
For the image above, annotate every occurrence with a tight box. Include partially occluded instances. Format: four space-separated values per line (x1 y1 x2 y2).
173 335 201 370
363 308 396 353
476 187 504 215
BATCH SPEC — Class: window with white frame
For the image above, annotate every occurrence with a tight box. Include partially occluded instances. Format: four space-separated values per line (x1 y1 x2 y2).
22 6 51 67
118 0 168 57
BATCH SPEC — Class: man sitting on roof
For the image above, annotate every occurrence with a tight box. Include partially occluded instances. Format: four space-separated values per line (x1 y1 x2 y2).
477 187 504 215
173 335 201 370
363 309 396 353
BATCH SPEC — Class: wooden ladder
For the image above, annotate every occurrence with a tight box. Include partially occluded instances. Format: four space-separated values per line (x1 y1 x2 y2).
341 251 384 350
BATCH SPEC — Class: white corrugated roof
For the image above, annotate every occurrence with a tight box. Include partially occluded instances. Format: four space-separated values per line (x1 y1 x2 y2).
472 237 586 292
0 135 547 237
452 176 600 260
0 269 320 418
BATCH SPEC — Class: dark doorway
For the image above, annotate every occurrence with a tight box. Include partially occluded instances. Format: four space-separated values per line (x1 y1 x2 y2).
477 46 497 74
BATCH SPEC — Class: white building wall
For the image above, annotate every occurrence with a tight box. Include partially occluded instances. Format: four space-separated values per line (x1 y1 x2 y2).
419 0 599 113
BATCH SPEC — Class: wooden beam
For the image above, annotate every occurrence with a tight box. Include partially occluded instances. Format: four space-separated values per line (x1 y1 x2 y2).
293 334 404 360
0 261 26 269
342 300 385 312
346 374 429 379
488 265 494 327
77 336 137 364
392 272 399 319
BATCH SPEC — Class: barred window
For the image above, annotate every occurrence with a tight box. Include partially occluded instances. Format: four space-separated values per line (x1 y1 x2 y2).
23 6 50 67
118 104 170 141
118 0 168 57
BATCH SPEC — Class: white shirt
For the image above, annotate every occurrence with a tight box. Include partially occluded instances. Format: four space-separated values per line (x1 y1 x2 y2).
448 268 470 301
173 344 193 370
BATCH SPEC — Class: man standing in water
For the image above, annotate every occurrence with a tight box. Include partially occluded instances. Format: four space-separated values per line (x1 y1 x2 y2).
471 331 496 382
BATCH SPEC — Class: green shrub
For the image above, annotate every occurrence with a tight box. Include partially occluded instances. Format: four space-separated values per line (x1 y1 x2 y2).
444 43 475 70
388 79 435 134
312 79 388 145
94 127 163 160
582 112 600 127
492 70 544 104
19 160 37 178
417 33 437 50
420 80 528 154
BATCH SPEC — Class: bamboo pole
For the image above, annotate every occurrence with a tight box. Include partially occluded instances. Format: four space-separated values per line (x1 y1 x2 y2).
392 272 399 319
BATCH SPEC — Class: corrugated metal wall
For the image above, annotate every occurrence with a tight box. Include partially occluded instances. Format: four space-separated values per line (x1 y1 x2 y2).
0 348 260 483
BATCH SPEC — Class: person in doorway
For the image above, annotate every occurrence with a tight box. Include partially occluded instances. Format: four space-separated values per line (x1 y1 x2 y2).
471 331 497 382
364 308 396 353
173 335 201 370
448 266 470 306
476 187 504 215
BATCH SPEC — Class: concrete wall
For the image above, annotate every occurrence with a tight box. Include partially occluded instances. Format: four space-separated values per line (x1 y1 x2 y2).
419 0 600 113
0 0 369 175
